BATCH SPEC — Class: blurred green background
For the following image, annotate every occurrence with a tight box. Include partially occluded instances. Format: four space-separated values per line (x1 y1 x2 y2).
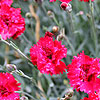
0 0 100 100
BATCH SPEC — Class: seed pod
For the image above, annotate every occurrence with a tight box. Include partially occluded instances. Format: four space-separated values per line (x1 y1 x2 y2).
6 64 17 72
20 96 28 100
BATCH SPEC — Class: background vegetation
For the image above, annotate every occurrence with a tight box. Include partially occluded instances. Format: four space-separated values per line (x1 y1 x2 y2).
0 0 100 100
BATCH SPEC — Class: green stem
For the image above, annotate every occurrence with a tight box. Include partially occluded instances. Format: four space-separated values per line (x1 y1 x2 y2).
53 16 60 27
0 37 31 61
68 12 74 34
64 36 76 56
89 0 98 56
16 91 38 100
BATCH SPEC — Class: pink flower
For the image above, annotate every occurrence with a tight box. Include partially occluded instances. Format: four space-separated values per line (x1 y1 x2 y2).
67 51 100 93
30 31 67 75
50 0 72 3
50 0 56 2
80 0 94 2
81 92 100 100
0 72 21 100
0 0 13 7
0 4 25 40
60 0 72 3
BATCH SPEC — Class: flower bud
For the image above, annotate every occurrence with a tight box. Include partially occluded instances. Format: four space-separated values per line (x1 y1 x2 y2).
35 0 43 4
25 12 32 19
76 11 84 16
52 26 59 33
47 11 54 18
66 88 74 98
57 34 64 41
6 64 17 72
61 3 72 13
66 3 72 13
20 96 28 100
61 2 68 11
79 11 84 15
86 13 91 19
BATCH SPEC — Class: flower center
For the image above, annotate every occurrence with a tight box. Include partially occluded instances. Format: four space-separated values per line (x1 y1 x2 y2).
79 64 95 82
42 47 53 59
0 86 11 97
1 16 10 26
81 64 90 74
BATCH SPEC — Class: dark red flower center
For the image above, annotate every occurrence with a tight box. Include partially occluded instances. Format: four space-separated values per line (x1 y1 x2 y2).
42 47 53 59
0 86 11 97
81 64 90 74
1 16 10 26
79 64 95 82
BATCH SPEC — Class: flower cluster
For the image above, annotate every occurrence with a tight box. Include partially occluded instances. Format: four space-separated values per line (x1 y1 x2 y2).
0 72 21 100
30 32 67 75
0 0 25 40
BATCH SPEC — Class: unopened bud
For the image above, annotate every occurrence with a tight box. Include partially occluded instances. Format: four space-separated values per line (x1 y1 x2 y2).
66 88 74 98
25 12 32 19
6 64 17 72
52 26 59 33
76 11 84 16
61 2 68 10
61 3 72 13
86 13 91 19
66 3 72 13
57 34 64 41
57 28 65 41
35 0 43 4
79 11 84 15
20 96 28 100
47 11 54 18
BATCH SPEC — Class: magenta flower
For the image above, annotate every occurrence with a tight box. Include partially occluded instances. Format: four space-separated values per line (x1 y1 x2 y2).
0 0 13 7
0 4 25 40
67 51 100 93
30 32 67 75
81 92 100 100
0 72 21 100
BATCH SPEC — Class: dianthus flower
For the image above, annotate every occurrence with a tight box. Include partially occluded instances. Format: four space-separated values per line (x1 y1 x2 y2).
0 72 21 100
67 51 100 93
0 4 25 40
50 0 72 3
0 0 13 7
80 0 94 2
30 31 67 75
81 92 100 100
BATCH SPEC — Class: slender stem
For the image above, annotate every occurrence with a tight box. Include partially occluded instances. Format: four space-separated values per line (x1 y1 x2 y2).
53 16 60 27
22 34 32 45
16 91 38 100
68 12 74 34
89 0 98 56
16 70 33 80
67 12 76 50
44 74 59 96
0 37 31 61
64 36 76 56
